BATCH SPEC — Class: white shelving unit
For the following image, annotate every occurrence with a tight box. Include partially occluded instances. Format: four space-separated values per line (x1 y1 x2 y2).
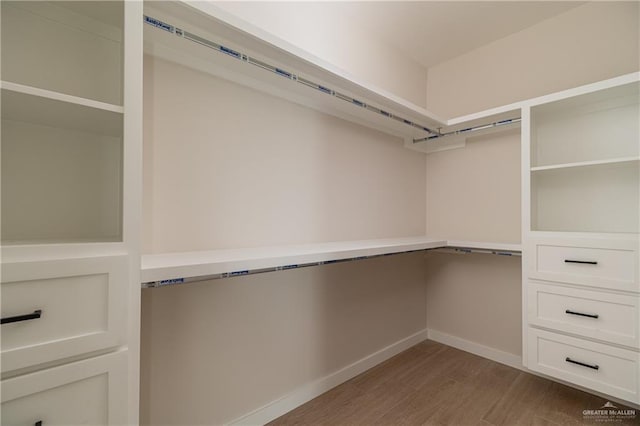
1 0 637 421
522 75 640 404
1 1 142 424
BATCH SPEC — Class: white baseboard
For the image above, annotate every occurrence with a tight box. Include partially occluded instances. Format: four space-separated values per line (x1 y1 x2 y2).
426 329 524 371
228 328 429 425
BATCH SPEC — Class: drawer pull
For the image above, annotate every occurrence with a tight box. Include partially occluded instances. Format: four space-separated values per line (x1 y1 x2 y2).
564 259 598 265
565 309 599 319
1 309 42 325
565 357 599 370
35 421 42 426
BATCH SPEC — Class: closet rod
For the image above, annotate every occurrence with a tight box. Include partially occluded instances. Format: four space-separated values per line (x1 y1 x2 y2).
144 15 445 136
412 117 522 143
436 246 522 257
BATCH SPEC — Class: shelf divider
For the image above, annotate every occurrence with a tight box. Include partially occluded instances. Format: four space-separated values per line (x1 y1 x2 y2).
1 81 124 114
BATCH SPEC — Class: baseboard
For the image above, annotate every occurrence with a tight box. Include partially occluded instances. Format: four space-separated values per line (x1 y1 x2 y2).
228 328 430 425
426 329 524 371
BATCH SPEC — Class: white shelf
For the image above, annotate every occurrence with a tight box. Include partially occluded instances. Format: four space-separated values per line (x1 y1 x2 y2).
531 157 640 172
1 82 123 137
141 237 447 286
141 237 526 287
142 1 520 153
1 81 124 114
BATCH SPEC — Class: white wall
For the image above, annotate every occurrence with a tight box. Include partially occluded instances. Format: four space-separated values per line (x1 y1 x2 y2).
425 252 522 356
424 131 522 356
141 252 427 425
143 56 426 253
426 1 640 118
425 130 521 244
212 1 429 108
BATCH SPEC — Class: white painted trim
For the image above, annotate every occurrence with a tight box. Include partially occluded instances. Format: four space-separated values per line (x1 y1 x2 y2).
228 329 429 426
426 329 524 371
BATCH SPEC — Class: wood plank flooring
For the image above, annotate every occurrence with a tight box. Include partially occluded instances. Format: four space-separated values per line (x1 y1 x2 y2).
268 340 639 426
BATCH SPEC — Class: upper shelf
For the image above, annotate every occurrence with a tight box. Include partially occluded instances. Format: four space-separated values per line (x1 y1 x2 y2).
142 1 521 153
141 237 522 287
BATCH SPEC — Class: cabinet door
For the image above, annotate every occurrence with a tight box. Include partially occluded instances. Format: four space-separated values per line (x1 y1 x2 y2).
1 256 127 373
1 351 127 426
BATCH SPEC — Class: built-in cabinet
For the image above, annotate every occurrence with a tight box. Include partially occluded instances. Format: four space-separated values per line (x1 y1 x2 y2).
522 78 640 404
1 1 142 424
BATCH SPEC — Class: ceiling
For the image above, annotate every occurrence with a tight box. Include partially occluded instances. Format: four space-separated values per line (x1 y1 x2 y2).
340 1 584 68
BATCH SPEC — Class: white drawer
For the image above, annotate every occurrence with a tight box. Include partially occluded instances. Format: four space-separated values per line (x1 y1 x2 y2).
528 328 640 404
528 281 640 348
1 256 127 373
1 350 127 425
528 237 639 292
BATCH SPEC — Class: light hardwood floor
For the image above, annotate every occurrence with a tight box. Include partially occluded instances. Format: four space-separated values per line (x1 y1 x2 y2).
269 340 639 425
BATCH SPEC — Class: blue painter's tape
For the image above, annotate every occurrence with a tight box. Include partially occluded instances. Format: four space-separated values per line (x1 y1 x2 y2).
282 264 299 270
275 68 292 78
159 278 185 285
144 16 174 33
352 99 364 107
230 270 249 276
318 85 331 94
220 45 241 59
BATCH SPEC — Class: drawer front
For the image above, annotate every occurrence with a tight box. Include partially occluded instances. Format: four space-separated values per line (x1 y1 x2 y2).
528 328 640 404
1 256 127 373
1 351 127 425
529 238 638 292
528 281 640 348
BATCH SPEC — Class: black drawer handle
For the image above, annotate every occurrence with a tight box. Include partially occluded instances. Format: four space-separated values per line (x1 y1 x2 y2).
1 309 42 325
565 357 599 370
565 309 599 319
565 259 598 265
35 421 42 426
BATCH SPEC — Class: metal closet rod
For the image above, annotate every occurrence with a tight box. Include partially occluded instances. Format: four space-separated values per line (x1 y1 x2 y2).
142 246 521 288
412 117 522 143
144 15 519 142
